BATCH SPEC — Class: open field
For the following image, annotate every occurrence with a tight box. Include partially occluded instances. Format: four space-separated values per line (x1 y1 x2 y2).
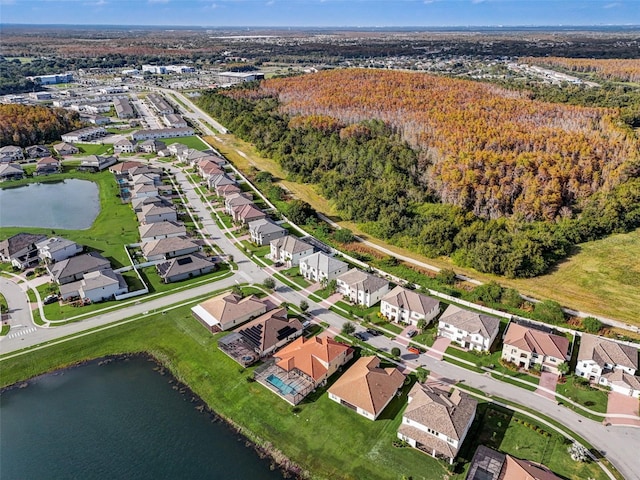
201 133 640 325
0 170 139 267
73 143 113 156
0 305 607 480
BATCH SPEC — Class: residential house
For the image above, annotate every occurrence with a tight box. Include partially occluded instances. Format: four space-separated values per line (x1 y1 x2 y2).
53 142 79 156
216 183 241 198
113 97 135 119
232 203 267 225
79 155 117 172
82 114 110 126
59 269 128 303
466 446 562 480
132 173 161 186
380 286 440 326
36 237 82 263
138 139 165 153
270 235 314 267
146 93 173 115
598 370 640 398
138 221 186 242
437 305 501 352
576 334 640 397
501 323 570 375
131 127 194 141
141 236 200 261
191 292 268 332
48 251 111 284
167 143 189 157
0 145 24 162
179 148 209 165
199 154 226 167
237 307 303 356
0 233 47 268
61 126 107 143
132 183 159 199
128 165 162 179
156 253 217 283
109 161 145 175
336 269 389 307
328 356 405 420
35 156 61 175
248 219 287 246
397 384 477 464
198 160 224 180
25 145 50 159
114 138 136 154
225 193 254 215
0 163 24 182
131 195 172 213
163 113 188 128
208 173 236 191
137 204 177 224
299 252 348 283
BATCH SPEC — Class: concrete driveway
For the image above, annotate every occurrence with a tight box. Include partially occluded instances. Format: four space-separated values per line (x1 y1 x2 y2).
536 371 558 401
607 392 640 427
427 337 451 360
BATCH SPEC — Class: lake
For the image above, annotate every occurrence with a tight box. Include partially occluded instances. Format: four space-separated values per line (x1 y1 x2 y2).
0 179 100 230
0 356 287 480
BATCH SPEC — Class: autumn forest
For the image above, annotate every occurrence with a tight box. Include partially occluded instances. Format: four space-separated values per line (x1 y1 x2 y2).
198 69 640 278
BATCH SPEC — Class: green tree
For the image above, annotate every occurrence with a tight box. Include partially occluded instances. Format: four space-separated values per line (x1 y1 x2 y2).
299 300 309 313
558 361 569 375
472 281 504 304
435 268 456 285
391 347 401 357
333 228 354 243
255 171 273 183
416 318 427 332
342 321 356 335
262 277 275 290
415 367 429 383
231 285 244 298
582 317 603 334
533 300 565 325
501 288 523 309
286 199 315 225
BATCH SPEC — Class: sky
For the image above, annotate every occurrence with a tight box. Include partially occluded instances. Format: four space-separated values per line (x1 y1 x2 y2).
1 0 639 27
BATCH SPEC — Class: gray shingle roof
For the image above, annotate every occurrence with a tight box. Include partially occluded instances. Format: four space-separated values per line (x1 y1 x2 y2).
337 268 388 294
439 304 501 339
382 286 439 316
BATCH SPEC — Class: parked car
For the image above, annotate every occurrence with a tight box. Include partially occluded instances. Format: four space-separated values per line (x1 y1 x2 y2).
407 346 421 355
354 332 366 341
367 328 381 336
43 294 59 305
406 329 417 338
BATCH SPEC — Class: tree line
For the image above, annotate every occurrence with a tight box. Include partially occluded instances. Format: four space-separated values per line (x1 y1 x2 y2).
0 104 83 147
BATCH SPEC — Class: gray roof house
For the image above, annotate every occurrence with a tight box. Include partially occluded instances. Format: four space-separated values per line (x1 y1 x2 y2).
299 252 349 283
59 268 128 303
35 156 61 175
137 204 177 224
437 304 501 352
380 286 440 326
36 237 83 263
53 142 79 156
0 145 24 162
0 233 47 268
0 163 24 182
208 173 236 191
132 183 159 198
270 235 314 267
397 384 477 464
131 195 172 213
156 253 217 283
48 251 111 285
248 219 287 246
141 236 201 261
79 155 117 172
336 268 390 307
25 145 51 159
138 221 187 242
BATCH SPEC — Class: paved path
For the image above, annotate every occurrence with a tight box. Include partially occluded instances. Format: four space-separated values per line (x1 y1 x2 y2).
607 392 640 427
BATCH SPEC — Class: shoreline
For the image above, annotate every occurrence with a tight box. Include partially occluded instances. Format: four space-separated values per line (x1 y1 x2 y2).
1 352 307 480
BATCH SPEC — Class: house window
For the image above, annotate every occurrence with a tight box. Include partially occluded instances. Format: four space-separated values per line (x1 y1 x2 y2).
511 348 516 354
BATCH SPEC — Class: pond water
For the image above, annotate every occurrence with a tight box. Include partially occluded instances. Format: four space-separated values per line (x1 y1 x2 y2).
0 356 286 480
0 179 100 230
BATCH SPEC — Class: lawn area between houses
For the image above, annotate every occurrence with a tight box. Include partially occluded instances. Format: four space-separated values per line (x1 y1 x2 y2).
0 306 609 480
556 376 609 414
162 136 209 151
0 170 139 268
73 143 113 156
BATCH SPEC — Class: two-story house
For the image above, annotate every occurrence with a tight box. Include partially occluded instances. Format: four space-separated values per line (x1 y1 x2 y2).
270 236 314 267
299 252 348 283
380 286 440 326
397 384 477 464
248 218 287 246
336 268 390 307
501 323 570 375
437 305 501 352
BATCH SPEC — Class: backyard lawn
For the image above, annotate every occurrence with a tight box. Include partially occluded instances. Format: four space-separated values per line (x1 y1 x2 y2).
0 170 139 267
74 143 113 156
163 136 209 151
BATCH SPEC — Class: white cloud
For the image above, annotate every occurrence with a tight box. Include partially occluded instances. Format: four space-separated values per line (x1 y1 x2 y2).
148 0 170 3
603 2 621 8
265 0 275 5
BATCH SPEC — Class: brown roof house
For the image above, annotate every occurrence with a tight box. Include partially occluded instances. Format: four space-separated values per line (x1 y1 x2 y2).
191 292 268 332
141 236 200 262
0 233 47 268
232 203 267 225
501 323 570 375
270 235 314 267
466 445 562 480
437 305 501 352
238 307 303 356
397 384 477 464
328 356 405 420
380 286 440 326
336 269 389 307
35 156 61 176
54 142 79 156
255 336 353 405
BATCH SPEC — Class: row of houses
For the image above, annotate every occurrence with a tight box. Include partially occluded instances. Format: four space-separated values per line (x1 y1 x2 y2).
111 160 218 283
0 142 82 165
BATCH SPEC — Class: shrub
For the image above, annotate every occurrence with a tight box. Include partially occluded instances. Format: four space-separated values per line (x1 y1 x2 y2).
533 300 566 325
333 228 354 243
391 347 401 357
341 321 356 335
262 277 276 290
582 316 603 334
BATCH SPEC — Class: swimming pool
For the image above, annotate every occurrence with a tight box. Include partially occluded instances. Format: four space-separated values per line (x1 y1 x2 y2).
266 374 297 396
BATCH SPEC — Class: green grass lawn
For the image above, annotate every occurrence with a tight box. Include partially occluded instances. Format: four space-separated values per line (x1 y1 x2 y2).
74 143 113 156
556 376 609 414
280 267 310 288
139 264 230 295
162 136 209 151
333 301 379 320
0 170 139 268
369 317 404 335
0 324 9 336
0 292 8 314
